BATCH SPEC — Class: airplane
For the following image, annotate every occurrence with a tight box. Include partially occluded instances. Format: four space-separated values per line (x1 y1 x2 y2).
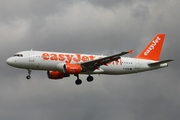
6 34 173 85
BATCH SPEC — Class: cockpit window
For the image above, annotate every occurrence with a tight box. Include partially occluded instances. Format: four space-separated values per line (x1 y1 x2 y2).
13 54 23 57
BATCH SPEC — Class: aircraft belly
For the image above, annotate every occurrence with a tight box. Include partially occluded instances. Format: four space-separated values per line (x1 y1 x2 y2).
100 65 135 75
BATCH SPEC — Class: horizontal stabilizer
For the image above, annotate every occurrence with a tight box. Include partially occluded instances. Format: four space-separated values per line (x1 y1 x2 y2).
148 59 174 67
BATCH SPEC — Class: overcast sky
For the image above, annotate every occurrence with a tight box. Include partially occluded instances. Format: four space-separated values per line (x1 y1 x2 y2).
0 0 180 120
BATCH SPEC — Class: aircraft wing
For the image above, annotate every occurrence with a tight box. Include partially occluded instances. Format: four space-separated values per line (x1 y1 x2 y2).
80 50 132 72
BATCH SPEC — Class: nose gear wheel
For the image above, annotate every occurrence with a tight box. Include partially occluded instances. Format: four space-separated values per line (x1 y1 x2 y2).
26 69 32 79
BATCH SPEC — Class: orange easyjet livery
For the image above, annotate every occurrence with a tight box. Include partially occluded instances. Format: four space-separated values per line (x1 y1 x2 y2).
6 34 173 85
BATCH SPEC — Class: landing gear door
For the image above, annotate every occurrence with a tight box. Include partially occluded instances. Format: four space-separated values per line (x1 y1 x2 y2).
29 51 35 62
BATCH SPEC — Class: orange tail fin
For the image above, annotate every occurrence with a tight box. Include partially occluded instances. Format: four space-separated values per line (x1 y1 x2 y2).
136 34 165 61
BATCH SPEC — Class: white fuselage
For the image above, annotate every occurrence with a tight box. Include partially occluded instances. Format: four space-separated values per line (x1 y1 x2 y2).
6 51 168 75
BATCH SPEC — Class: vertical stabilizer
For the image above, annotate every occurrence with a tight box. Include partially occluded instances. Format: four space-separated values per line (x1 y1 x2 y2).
136 34 165 61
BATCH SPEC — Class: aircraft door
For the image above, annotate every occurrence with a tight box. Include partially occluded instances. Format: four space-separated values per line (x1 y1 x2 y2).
29 51 41 69
29 51 35 62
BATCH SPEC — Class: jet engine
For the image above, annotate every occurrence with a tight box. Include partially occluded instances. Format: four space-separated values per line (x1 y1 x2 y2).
63 64 82 74
47 71 70 79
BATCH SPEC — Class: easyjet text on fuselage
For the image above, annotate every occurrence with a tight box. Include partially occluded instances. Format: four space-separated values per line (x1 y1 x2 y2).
42 53 123 65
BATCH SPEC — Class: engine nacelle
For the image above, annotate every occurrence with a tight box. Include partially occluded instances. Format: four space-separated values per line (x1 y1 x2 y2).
63 63 82 74
47 71 70 79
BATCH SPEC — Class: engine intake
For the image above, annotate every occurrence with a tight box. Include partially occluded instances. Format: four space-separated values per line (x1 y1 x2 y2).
63 63 82 74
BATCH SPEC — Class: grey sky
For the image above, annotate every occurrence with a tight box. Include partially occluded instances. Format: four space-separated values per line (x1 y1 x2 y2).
0 0 180 120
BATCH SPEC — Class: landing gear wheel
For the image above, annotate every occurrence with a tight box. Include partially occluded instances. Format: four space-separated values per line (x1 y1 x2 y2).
26 75 31 79
87 75 93 82
26 69 32 80
75 79 82 85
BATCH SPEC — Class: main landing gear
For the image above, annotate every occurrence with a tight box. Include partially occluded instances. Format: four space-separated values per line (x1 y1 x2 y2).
87 75 94 82
26 69 31 79
74 74 94 85
74 74 82 85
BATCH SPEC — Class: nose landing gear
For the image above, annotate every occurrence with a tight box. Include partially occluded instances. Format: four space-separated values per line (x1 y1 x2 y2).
26 69 31 79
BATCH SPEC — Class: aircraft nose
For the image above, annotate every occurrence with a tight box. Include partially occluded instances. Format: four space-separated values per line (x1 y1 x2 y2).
6 58 12 65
